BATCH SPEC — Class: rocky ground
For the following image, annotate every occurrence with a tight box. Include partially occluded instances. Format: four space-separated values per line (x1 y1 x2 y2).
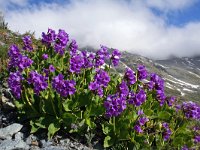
0 88 100 150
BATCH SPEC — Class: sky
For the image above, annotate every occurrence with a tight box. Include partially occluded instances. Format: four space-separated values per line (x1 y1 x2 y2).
1 0 200 59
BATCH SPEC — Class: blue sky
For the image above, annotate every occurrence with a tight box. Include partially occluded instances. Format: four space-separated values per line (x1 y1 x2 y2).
1 0 200 59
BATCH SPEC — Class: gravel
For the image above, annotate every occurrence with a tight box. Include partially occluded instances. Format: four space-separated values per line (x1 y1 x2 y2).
0 87 98 150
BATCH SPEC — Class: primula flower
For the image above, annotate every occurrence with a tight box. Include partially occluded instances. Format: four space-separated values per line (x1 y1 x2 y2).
182 101 200 120
49 65 55 72
138 117 149 126
134 89 146 106
54 29 69 55
167 96 176 107
89 69 110 97
124 68 136 85
70 54 84 74
28 71 48 95
8 71 23 99
137 65 148 80
22 35 33 51
81 51 95 68
134 124 143 133
104 93 126 118
52 74 76 97
42 54 48 60
162 122 171 141
42 28 56 47
194 135 200 143
69 39 78 55
94 45 109 67
111 49 121 66
137 109 144 116
118 81 129 97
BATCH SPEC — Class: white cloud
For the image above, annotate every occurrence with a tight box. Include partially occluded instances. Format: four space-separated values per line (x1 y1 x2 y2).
4 0 200 59
0 0 28 9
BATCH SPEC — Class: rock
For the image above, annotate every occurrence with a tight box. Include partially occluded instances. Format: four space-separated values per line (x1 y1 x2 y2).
0 139 29 150
26 134 38 145
1 95 15 109
14 132 24 140
0 123 23 140
42 146 66 150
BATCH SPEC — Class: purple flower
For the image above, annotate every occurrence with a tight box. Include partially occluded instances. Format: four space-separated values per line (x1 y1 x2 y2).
49 65 55 72
194 135 200 143
54 29 69 55
118 81 129 97
104 93 126 118
162 122 171 141
182 101 200 120
138 117 149 126
134 124 143 133
137 109 144 116
124 68 136 85
181 145 189 150
128 91 135 104
81 51 95 69
137 65 148 80
156 90 166 106
42 54 48 60
52 74 76 97
69 39 78 55
22 35 33 51
8 72 23 99
111 49 121 66
8 44 20 58
89 69 110 97
70 54 84 74
28 71 48 95
42 28 56 47
167 96 176 107
134 89 146 106
94 45 109 67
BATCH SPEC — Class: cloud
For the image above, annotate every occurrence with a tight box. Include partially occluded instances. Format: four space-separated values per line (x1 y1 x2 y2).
4 0 200 59
0 0 28 10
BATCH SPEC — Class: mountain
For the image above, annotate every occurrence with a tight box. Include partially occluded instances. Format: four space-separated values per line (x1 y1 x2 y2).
114 51 200 102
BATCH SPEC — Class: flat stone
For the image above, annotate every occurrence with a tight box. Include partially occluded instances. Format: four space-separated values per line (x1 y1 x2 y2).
14 132 24 140
0 139 29 150
0 123 23 140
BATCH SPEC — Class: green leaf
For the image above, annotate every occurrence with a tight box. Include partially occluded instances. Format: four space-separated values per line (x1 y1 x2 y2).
30 120 40 133
48 121 60 139
85 118 95 128
158 111 171 120
63 100 72 112
104 136 112 148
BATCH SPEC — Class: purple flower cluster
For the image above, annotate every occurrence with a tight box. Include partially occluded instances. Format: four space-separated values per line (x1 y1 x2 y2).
81 51 95 69
89 69 110 97
167 96 176 107
54 29 69 55
22 35 33 51
111 49 121 66
149 73 166 106
194 135 200 143
42 29 69 55
128 89 146 107
8 72 23 99
94 45 109 67
52 74 76 97
8 45 33 71
27 71 48 95
162 122 171 141
104 93 126 118
69 39 78 55
124 68 136 85
134 115 149 133
118 81 129 97
42 54 48 60
182 101 200 120
137 65 148 80
70 54 84 74
42 28 56 47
